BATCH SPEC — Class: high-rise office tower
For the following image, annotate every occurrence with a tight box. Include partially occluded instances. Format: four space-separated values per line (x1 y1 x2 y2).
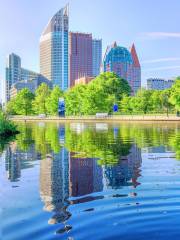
92 39 102 77
40 5 69 91
4 53 51 102
130 44 141 94
69 32 93 87
103 42 141 95
5 53 21 102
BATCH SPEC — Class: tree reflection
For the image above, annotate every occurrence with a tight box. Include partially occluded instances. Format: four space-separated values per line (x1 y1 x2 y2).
6 122 180 162
65 123 132 166
15 122 62 156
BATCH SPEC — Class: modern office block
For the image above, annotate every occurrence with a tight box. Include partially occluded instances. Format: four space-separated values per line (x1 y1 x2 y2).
10 74 52 99
103 42 141 95
92 39 102 77
21 68 39 82
69 32 93 87
5 53 52 102
147 78 174 90
40 5 69 91
5 53 21 102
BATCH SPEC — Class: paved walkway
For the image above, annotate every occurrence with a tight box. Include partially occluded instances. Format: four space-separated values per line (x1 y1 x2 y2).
10 115 180 122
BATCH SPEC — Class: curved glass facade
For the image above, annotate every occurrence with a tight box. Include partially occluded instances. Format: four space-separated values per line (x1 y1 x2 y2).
40 5 69 91
103 42 141 95
104 46 133 64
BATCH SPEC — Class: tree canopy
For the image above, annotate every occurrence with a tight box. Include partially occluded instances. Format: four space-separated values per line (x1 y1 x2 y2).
6 88 34 115
169 77 180 111
65 72 131 116
46 86 63 115
33 83 51 115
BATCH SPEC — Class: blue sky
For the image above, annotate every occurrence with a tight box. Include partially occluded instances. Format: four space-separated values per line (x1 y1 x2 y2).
1 0 180 100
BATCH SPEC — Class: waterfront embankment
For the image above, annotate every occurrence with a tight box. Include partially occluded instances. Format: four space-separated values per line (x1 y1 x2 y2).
10 115 180 122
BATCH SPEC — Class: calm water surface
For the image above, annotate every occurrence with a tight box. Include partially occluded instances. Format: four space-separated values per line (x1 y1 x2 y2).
1 122 180 240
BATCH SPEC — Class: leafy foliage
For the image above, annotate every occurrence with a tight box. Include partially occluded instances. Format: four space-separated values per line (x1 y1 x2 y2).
4 75 180 116
46 86 63 115
7 88 34 115
0 111 18 137
120 78 180 115
65 72 131 115
169 77 180 111
32 83 51 115
65 84 88 115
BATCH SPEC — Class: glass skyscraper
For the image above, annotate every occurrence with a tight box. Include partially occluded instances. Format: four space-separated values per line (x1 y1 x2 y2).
40 5 69 91
92 39 102 77
103 42 141 95
5 53 21 102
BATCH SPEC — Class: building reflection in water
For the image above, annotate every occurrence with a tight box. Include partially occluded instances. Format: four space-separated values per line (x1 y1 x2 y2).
40 125 70 226
104 144 142 189
69 155 103 197
40 148 70 225
39 126 142 234
39 143 142 227
5 142 41 182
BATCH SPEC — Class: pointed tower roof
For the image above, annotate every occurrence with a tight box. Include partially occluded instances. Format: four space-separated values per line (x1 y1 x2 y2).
41 5 69 36
131 43 140 67
112 41 117 48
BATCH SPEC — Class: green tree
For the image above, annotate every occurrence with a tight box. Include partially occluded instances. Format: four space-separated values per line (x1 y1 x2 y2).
65 84 88 115
169 77 180 113
15 88 34 115
150 90 163 113
6 88 34 115
46 86 63 115
120 95 133 114
134 89 153 114
85 82 116 115
33 83 51 115
65 72 131 116
90 72 131 101
6 98 17 115
161 89 173 116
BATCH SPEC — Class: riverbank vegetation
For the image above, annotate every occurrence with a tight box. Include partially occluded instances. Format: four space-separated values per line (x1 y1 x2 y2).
120 78 180 116
6 73 180 116
0 110 19 138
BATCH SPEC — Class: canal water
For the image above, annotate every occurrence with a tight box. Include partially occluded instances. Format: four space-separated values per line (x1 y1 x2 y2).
1 122 180 240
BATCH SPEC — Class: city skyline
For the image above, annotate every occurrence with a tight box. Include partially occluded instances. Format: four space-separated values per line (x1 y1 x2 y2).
1 0 180 100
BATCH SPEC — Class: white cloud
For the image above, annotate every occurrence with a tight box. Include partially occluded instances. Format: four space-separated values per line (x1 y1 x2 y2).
143 65 180 72
140 32 180 40
142 57 180 64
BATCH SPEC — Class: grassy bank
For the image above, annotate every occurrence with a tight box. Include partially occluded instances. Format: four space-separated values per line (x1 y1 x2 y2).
0 112 19 137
